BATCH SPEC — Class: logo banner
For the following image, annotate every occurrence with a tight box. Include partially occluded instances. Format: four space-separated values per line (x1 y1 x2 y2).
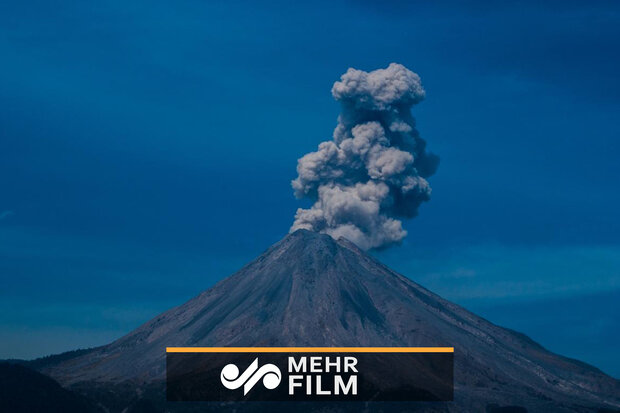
166 347 453 402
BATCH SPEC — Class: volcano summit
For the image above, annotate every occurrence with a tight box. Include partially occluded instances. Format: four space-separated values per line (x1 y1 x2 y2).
35 230 619 412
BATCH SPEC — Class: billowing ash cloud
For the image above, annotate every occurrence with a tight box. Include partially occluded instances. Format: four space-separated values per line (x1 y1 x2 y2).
290 63 439 250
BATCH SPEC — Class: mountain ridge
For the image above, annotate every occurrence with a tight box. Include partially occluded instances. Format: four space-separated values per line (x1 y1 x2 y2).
39 229 619 412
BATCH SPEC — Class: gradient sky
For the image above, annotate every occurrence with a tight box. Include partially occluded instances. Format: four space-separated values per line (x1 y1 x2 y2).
1 1 619 376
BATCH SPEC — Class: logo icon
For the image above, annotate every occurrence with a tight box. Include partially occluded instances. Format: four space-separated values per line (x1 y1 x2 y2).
220 358 281 395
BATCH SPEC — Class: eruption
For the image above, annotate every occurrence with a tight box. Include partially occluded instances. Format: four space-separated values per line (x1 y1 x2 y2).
290 63 439 250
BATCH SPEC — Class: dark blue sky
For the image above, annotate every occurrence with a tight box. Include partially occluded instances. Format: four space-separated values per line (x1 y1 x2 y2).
1 1 619 376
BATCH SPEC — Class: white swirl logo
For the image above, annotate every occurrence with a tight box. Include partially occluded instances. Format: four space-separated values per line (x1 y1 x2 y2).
220 358 281 395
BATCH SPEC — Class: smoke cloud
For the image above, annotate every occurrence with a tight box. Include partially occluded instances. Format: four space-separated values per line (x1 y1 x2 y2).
290 63 439 250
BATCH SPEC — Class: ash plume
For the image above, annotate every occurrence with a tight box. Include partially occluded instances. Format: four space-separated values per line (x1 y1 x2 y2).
290 63 439 250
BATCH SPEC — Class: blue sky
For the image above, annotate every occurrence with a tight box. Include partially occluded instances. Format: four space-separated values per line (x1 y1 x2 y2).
1 1 619 376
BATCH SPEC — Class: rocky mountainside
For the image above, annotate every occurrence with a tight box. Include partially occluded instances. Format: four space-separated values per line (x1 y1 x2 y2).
41 230 619 412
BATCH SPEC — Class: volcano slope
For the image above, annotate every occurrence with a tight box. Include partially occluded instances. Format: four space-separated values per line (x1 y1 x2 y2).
39 230 619 412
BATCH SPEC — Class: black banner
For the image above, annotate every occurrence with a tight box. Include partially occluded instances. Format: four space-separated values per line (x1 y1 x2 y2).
166 347 453 402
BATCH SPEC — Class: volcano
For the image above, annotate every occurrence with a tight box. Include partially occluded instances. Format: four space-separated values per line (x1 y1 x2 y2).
38 230 619 412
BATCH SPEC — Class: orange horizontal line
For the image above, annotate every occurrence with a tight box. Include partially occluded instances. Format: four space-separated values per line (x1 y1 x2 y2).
166 347 454 353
